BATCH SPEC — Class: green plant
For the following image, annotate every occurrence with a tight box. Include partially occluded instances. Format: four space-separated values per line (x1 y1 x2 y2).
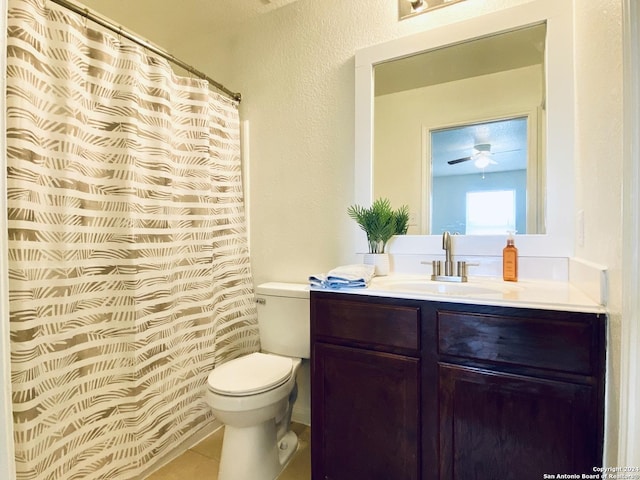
348 198 410 253
394 204 410 236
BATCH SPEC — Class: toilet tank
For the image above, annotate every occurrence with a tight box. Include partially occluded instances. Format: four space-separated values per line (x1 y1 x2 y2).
255 282 310 359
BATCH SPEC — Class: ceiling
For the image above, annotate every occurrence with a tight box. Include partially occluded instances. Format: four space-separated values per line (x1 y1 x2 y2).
431 116 529 177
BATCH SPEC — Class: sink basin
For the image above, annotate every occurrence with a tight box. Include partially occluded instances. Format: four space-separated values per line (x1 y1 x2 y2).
373 278 520 297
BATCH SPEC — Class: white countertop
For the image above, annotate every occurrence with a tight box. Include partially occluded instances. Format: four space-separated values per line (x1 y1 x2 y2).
311 274 606 314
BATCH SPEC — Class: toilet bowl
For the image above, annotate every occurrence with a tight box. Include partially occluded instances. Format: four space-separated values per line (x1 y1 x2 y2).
205 283 309 480
207 352 302 480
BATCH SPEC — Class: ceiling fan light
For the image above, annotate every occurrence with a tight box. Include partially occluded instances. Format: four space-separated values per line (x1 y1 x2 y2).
474 152 491 169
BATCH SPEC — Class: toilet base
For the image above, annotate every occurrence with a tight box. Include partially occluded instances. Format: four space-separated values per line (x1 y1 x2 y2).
218 421 299 480
278 430 299 468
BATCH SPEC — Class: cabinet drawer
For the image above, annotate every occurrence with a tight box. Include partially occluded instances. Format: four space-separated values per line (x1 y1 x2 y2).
313 297 420 352
437 310 595 375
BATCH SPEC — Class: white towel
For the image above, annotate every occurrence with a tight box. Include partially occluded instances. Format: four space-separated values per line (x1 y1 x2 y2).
309 264 375 289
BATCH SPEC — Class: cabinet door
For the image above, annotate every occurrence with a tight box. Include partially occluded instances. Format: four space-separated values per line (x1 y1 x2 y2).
312 343 420 480
439 363 595 480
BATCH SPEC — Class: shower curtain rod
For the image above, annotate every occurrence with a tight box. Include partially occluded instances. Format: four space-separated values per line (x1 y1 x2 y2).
49 0 242 102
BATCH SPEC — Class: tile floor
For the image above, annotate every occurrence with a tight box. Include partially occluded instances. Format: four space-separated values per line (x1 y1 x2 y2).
145 422 311 480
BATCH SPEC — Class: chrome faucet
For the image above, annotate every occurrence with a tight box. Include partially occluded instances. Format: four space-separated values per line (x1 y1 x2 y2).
425 230 469 282
442 231 454 276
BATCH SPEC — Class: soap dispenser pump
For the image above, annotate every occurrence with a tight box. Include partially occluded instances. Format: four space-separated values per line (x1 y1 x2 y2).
503 231 518 282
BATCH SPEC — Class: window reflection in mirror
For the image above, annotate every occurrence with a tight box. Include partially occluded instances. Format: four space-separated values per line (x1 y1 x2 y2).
465 190 516 235
373 23 546 235
430 116 532 235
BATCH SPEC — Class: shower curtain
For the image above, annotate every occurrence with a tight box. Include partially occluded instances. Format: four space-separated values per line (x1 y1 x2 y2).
5 0 260 478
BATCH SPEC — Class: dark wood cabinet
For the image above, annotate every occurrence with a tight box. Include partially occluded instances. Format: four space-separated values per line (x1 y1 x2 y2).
436 307 605 480
313 343 420 480
311 291 606 480
439 364 595 479
311 294 423 480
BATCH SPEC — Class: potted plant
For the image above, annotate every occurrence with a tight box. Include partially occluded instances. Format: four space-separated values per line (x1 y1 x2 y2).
348 198 410 275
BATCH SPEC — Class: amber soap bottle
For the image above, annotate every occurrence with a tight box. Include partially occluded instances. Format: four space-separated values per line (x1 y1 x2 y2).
503 232 518 282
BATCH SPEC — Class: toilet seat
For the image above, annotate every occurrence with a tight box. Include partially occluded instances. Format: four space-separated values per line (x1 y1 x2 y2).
208 352 294 396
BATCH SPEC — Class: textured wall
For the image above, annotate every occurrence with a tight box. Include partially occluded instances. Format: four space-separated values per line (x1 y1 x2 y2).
573 0 624 466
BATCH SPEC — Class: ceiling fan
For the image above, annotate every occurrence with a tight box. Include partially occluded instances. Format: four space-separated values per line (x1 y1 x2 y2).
447 143 518 169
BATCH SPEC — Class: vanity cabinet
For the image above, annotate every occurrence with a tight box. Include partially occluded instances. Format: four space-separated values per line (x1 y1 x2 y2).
310 294 426 480
310 291 606 480
437 307 605 480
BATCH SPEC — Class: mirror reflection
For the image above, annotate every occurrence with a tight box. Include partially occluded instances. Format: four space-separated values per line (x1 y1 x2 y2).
431 115 529 235
373 23 546 235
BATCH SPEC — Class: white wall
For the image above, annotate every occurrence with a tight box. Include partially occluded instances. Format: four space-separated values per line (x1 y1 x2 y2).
620 0 640 466
574 0 625 465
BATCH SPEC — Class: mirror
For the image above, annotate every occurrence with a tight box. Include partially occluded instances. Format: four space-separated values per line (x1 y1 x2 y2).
373 24 546 235
355 0 575 257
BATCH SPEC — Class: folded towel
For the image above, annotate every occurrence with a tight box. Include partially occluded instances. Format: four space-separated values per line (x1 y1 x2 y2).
309 264 375 289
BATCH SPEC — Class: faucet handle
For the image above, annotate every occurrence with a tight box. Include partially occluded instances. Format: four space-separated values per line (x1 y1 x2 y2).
456 261 467 278
420 260 442 276
433 260 442 276
457 261 481 277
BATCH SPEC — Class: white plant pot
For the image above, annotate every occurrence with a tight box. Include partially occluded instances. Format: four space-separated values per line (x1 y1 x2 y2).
363 253 390 276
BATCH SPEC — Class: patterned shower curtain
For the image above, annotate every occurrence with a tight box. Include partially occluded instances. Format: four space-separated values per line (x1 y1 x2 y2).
5 0 260 478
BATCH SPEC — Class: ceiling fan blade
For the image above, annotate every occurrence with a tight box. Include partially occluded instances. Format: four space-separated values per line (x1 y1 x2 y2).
491 148 521 156
447 156 472 165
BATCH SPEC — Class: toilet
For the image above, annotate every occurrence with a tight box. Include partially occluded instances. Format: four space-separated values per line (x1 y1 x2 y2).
206 282 310 480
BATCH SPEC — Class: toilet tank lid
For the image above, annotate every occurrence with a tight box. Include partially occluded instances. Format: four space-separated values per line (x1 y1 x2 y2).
256 282 309 299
